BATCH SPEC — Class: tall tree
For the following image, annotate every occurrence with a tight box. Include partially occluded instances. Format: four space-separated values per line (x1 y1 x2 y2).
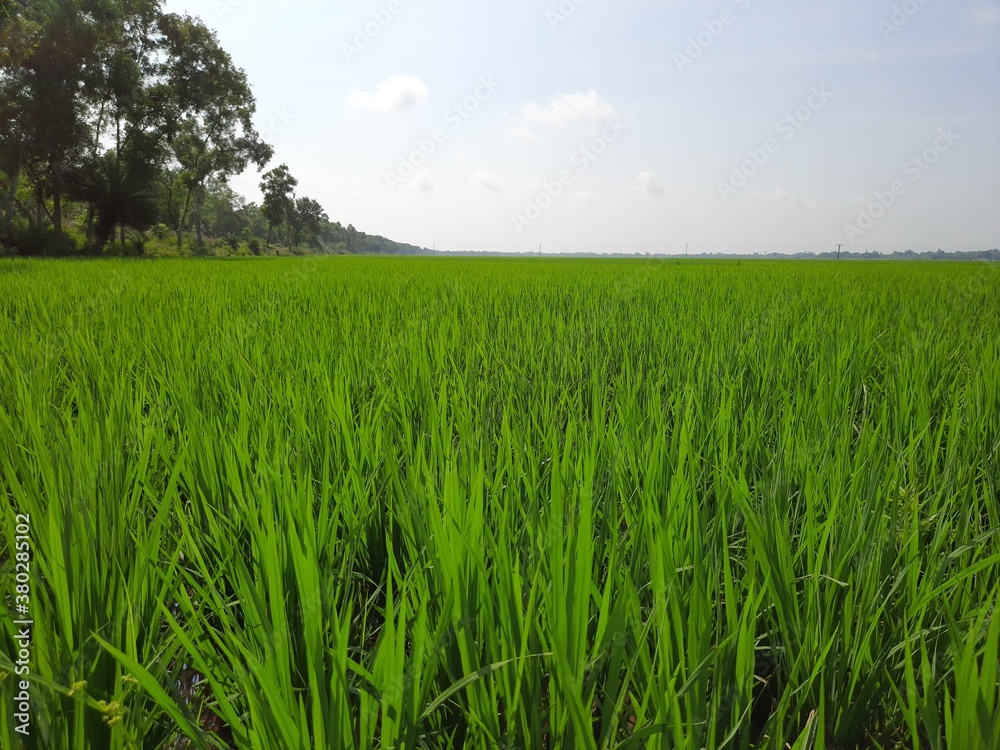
260 164 296 246
71 131 162 248
291 196 327 248
72 0 163 251
157 13 271 248
0 1 52 243
20 1 93 234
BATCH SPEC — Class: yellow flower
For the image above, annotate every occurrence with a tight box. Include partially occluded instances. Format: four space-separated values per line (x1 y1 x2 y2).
68 680 88 697
97 700 127 726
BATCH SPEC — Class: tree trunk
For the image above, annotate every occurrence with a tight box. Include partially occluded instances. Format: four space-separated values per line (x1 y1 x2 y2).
52 182 62 234
116 114 123 248
15 198 34 227
2 162 19 245
178 186 194 250
195 196 204 248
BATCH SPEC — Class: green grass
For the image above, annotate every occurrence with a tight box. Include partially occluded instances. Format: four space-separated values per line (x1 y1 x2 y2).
1 257 998 749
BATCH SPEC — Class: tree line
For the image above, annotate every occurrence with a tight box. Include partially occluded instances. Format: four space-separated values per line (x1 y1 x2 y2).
0 0 426 256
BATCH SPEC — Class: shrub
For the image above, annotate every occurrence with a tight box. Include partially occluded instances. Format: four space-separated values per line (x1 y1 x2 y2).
10 226 82 256
151 223 171 241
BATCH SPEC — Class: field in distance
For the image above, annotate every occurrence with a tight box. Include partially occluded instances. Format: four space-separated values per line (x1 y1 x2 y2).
1 257 998 749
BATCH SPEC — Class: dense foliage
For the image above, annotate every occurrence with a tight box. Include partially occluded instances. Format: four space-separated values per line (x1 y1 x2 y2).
0 1 423 257
1 258 997 749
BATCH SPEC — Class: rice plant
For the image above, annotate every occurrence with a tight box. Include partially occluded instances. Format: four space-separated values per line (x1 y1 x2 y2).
1 257 998 749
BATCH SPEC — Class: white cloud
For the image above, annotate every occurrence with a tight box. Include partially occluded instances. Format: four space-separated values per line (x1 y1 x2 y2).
515 90 619 127
632 171 666 195
508 127 540 142
471 169 503 191
392 170 436 192
973 1 1000 27
412 170 434 192
752 187 817 208
349 75 429 111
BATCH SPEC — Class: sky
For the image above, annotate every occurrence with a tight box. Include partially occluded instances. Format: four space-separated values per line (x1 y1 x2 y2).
162 0 1000 254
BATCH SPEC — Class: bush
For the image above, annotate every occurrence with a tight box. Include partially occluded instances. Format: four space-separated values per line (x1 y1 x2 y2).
102 241 129 256
151 223 171 241
141 235 181 257
100 233 148 256
10 226 82 256
201 238 224 256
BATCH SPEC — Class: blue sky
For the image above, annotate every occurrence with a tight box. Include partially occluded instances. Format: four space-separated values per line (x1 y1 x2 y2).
163 0 1000 253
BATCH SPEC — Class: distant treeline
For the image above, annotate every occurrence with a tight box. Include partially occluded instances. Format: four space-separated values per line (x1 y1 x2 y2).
0 0 426 257
653 249 1000 261
439 249 1000 260
762 249 999 261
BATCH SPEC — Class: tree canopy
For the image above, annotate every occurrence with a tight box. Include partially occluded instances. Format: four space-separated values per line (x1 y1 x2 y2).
0 0 426 256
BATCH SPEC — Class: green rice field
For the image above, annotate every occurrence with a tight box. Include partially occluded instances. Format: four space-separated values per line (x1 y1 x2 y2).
1 257 998 749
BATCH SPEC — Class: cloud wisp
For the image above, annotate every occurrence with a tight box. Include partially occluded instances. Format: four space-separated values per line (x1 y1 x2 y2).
632 172 666 195
514 90 620 128
349 75 429 111
472 170 503 191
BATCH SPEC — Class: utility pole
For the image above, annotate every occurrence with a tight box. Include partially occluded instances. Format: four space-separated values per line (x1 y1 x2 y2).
837 244 843 260
539 244 542 258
